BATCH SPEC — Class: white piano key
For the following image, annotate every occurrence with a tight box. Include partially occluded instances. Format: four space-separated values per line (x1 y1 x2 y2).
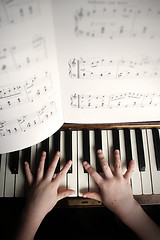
30 145 36 176
78 131 89 196
119 130 127 174
130 130 142 195
101 130 109 163
49 134 54 164
36 142 42 170
4 154 15 197
58 131 66 192
89 130 99 192
140 130 152 194
50 134 57 179
67 131 77 196
0 154 6 197
147 129 160 194
15 150 25 197
107 130 114 172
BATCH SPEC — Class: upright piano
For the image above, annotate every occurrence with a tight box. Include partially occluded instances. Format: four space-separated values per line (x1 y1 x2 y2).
0 122 160 206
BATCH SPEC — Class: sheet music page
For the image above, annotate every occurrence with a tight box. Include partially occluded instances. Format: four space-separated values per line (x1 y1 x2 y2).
0 0 63 154
52 0 160 124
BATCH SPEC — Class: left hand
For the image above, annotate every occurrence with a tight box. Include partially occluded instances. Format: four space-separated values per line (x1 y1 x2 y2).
24 151 75 220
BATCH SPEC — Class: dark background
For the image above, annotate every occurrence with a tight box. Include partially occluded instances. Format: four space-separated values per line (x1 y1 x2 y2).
0 198 160 240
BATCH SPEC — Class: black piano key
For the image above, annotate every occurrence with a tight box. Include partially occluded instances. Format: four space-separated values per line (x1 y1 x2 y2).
22 147 31 164
65 130 72 173
112 129 120 151
21 147 31 193
22 147 31 174
42 138 49 172
82 129 90 173
124 128 132 168
152 128 160 171
95 129 102 173
9 151 19 174
135 129 145 171
53 130 60 173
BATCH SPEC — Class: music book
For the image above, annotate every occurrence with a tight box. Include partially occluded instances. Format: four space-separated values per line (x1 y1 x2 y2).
0 0 160 154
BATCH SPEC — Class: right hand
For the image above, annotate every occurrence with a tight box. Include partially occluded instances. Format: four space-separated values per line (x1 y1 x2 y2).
83 149 137 218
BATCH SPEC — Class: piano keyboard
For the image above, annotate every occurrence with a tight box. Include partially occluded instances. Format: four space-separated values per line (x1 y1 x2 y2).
0 128 160 201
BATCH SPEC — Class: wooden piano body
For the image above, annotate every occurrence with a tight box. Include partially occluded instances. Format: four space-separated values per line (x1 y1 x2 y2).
0 122 160 206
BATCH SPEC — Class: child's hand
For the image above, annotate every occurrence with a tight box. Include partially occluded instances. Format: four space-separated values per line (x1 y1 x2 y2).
83 149 136 219
24 151 75 221
83 149 160 240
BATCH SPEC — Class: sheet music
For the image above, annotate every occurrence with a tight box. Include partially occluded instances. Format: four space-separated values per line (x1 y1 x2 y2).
68 56 160 80
0 71 54 111
0 0 63 154
74 1 160 39
0 35 47 74
1 0 160 153
52 0 160 124
70 92 160 109
0 0 40 27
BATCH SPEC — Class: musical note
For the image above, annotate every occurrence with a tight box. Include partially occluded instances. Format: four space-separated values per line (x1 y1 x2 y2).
74 1 160 39
0 0 40 28
0 35 47 75
70 92 160 109
68 56 160 80
0 100 57 137
0 71 53 110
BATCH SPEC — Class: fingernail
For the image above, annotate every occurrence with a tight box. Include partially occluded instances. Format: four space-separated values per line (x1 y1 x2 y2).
83 194 87 198
83 161 87 166
42 151 46 156
70 190 75 194
115 149 119 154
97 149 102 154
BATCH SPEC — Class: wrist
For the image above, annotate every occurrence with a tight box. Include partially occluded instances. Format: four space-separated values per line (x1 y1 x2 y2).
117 200 160 240
106 196 139 224
117 199 141 224
15 207 44 240
22 204 44 226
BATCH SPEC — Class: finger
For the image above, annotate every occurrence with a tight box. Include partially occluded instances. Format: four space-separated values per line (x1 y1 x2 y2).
97 149 112 179
83 192 102 202
123 160 135 182
57 189 75 201
45 151 60 181
24 161 34 186
36 151 46 182
114 150 123 177
83 161 103 185
54 160 72 186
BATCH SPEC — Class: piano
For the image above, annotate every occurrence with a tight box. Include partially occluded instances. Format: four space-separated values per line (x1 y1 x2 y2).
0 123 160 206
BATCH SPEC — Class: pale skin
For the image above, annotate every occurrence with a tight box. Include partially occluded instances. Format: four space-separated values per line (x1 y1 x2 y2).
15 149 160 240
83 149 160 240
15 151 75 240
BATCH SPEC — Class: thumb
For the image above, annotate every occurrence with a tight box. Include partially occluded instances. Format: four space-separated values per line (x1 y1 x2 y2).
57 189 75 201
83 192 102 202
